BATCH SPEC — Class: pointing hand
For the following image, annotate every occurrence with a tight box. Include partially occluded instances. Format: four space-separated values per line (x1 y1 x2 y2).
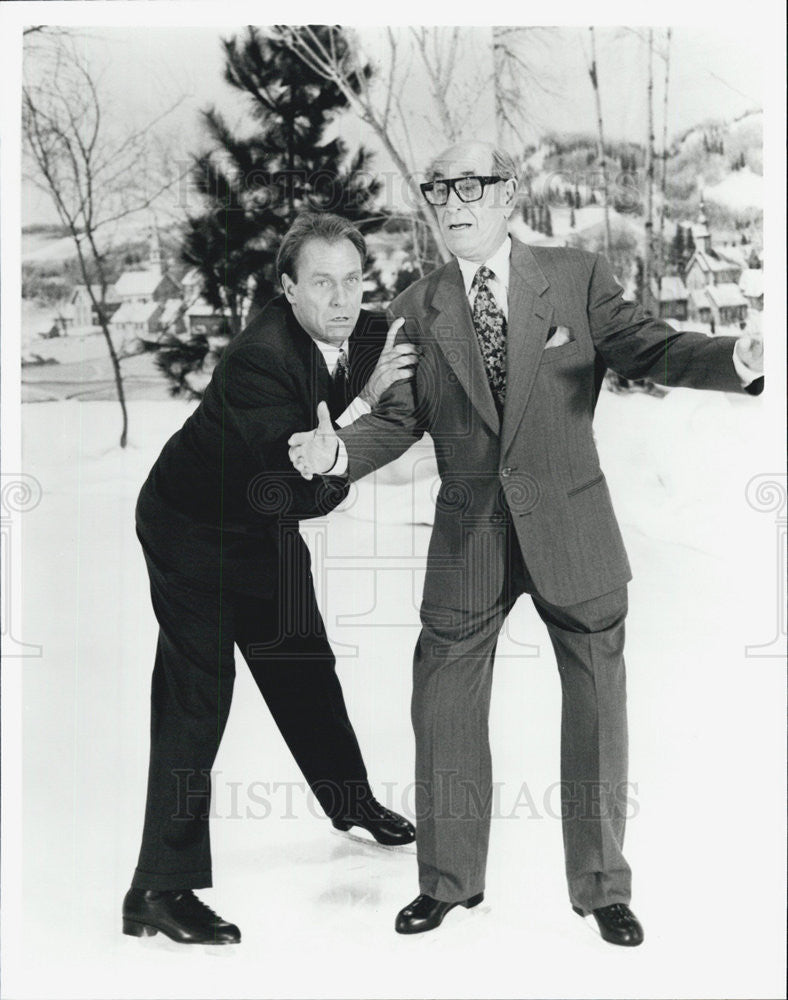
288 401 339 480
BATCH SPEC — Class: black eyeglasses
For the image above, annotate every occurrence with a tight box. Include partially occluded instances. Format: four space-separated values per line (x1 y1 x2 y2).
420 175 506 206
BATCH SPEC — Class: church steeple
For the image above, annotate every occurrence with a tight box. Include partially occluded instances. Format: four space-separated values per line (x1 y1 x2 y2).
148 222 164 275
694 190 711 253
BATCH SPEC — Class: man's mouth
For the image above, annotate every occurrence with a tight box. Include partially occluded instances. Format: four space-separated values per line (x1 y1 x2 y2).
448 223 472 231
328 316 351 323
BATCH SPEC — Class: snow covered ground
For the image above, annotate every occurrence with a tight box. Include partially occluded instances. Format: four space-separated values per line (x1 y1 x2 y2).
4 387 785 1000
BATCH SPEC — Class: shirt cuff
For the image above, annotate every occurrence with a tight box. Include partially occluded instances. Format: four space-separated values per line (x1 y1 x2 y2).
325 437 349 477
732 343 761 386
335 395 372 427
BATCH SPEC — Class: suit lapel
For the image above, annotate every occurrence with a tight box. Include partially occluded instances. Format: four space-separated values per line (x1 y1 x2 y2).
501 240 553 456
284 301 333 413
429 259 500 436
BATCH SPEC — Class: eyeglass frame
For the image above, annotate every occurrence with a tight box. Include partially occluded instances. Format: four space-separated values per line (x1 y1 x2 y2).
419 174 510 206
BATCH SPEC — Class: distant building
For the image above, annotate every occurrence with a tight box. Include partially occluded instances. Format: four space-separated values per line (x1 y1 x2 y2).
113 268 181 307
682 198 750 331
688 289 713 326
70 284 120 328
684 250 742 290
704 284 748 328
110 301 164 345
649 275 688 321
739 268 764 312
110 225 182 346
157 298 188 338
186 297 233 338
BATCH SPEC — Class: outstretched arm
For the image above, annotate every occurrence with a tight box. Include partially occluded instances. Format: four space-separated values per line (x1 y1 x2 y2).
587 252 764 394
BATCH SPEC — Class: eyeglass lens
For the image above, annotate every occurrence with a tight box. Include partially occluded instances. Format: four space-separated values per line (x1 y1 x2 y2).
427 176 483 205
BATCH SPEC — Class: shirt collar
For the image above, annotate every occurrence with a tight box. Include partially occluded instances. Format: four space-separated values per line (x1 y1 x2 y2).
456 235 512 296
313 338 348 373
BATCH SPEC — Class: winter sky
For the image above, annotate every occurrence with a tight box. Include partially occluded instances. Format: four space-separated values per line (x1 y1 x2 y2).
20 22 766 227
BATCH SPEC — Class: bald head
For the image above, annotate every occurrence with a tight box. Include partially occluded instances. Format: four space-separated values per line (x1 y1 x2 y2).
425 140 519 263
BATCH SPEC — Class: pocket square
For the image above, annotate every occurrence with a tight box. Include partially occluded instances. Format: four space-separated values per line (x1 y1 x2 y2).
545 325 574 349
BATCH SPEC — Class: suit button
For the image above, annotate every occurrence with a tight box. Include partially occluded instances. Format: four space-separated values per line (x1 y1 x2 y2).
501 467 512 478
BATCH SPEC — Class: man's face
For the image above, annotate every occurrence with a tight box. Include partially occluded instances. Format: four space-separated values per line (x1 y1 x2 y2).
430 142 516 262
281 238 363 346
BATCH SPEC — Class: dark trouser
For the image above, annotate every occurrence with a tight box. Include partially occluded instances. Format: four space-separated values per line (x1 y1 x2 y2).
413 526 631 913
132 540 370 890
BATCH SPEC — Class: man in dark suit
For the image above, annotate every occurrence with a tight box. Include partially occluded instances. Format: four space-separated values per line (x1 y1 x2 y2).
122 213 418 945
288 142 764 946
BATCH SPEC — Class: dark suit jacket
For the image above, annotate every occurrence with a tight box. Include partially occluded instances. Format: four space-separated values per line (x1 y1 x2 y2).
136 297 387 596
339 239 764 608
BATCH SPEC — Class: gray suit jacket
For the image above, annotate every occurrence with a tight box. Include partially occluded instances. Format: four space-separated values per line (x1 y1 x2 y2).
339 239 762 608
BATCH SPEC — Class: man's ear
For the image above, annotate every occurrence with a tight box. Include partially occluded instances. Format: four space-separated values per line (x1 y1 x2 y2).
502 177 518 218
281 272 296 304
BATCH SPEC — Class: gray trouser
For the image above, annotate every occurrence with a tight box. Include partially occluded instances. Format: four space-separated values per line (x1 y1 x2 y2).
413 531 631 913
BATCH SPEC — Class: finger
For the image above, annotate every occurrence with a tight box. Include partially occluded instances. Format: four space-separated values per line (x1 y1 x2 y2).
394 344 419 356
316 400 333 433
288 431 310 447
384 315 406 351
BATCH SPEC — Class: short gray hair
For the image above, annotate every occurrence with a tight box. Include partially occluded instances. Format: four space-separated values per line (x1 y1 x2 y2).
426 142 520 182
490 147 520 182
276 212 366 283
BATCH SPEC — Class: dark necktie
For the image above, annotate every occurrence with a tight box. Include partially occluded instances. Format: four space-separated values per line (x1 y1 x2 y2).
329 347 351 418
470 265 507 407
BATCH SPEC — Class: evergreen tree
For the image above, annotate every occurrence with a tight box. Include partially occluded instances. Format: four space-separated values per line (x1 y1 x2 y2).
684 227 695 266
163 26 383 396
670 225 684 269
634 255 645 305
544 206 553 237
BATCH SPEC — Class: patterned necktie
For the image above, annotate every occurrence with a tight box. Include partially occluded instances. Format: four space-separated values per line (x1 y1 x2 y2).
470 265 507 406
329 347 351 417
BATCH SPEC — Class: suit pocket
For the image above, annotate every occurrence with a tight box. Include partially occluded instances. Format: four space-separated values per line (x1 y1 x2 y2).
540 340 580 364
567 472 604 497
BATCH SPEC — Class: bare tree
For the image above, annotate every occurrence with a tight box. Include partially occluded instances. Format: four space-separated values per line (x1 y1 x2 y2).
409 27 463 142
22 31 186 447
658 28 672 276
586 27 611 256
492 27 556 149
277 25 451 268
643 29 656 313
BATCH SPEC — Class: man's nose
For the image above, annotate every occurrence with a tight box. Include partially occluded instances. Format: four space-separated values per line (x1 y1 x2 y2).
330 283 347 307
444 185 465 208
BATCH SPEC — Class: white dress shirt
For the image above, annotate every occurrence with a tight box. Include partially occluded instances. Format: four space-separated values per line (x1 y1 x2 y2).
313 338 371 428
456 236 512 319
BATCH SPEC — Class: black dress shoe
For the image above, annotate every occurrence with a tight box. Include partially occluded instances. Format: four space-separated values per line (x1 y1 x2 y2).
395 892 484 934
573 902 644 946
122 888 241 944
332 799 415 846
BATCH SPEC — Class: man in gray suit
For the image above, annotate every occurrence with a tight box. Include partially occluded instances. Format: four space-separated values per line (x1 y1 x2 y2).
288 141 764 945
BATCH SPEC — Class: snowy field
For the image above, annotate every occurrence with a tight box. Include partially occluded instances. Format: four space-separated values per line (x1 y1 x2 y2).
4 386 786 1000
